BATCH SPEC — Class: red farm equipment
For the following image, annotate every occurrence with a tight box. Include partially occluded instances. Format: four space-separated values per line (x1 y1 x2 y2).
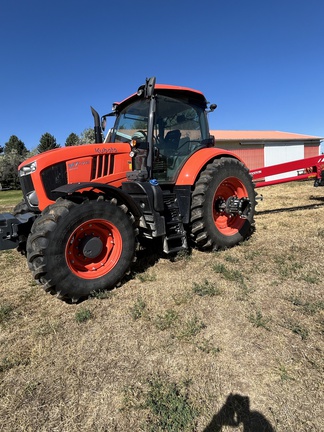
251 155 324 188
0 77 323 301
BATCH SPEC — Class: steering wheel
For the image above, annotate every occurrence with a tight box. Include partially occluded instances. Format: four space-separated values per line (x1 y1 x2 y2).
131 130 147 143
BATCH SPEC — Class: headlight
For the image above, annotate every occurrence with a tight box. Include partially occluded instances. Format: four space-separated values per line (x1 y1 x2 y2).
19 161 37 177
26 191 39 207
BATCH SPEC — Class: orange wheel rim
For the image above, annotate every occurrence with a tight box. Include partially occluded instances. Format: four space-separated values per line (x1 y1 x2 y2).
213 177 248 236
65 219 122 279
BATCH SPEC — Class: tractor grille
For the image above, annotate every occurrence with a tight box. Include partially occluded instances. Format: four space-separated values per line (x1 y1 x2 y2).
41 162 67 201
20 173 34 198
91 154 115 180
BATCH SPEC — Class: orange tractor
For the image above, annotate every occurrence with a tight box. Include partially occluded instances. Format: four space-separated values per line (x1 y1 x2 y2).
0 77 264 301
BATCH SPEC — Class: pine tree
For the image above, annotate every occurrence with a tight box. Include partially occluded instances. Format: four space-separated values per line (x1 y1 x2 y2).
0 135 28 189
65 133 80 146
0 151 23 189
79 127 96 144
4 135 27 156
37 133 60 153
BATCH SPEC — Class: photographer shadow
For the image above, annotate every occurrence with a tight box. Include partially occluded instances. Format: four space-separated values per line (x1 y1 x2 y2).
204 393 274 432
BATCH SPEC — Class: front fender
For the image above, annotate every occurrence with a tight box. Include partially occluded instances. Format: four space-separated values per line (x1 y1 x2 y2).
52 182 142 219
175 148 243 186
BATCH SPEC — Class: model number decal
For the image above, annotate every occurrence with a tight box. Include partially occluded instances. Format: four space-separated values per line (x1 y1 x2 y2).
68 160 90 169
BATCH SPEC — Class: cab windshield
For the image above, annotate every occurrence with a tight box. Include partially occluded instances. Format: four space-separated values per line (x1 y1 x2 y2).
110 94 209 181
110 98 150 143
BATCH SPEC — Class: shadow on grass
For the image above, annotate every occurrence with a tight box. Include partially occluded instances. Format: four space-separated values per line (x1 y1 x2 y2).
66 240 190 304
256 195 324 216
125 239 192 281
203 393 274 432
133 240 163 271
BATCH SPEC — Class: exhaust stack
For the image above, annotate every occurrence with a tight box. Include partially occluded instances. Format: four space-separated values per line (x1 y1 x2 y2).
91 106 103 143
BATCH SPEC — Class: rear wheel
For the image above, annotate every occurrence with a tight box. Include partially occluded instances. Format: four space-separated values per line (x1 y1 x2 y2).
26 197 136 301
190 158 256 250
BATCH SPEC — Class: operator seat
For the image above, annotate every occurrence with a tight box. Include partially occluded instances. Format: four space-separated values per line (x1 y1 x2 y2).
164 129 181 152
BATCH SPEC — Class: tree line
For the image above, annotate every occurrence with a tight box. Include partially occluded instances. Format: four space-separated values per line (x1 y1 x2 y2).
0 129 95 189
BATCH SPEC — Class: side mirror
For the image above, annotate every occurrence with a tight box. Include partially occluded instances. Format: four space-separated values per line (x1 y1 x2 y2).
101 116 107 132
206 103 217 114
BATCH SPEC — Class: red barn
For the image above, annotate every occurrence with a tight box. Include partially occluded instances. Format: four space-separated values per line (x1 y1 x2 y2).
212 130 322 172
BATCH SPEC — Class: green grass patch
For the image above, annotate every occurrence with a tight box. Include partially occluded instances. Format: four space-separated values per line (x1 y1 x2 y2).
75 307 92 323
274 254 303 279
129 297 147 320
90 289 114 300
192 279 221 297
300 271 320 284
303 300 324 315
154 309 178 331
286 292 324 315
145 376 198 432
285 321 309 340
0 190 22 206
195 338 220 355
248 310 271 331
0 355 30 373
243 249 260 260
213 262 251 299
136 272 157 283
177 316 206 340
317 228 324 238
286 291 304 307
213 263 245 284
0 303 14 324
277 364 295 382
172 250 192 262
223 254 240 263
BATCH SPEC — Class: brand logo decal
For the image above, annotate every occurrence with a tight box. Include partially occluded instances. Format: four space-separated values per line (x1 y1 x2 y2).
95 147 117 154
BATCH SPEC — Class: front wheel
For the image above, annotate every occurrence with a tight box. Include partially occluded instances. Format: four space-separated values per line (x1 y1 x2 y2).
26 197 136 301
190 158 256 250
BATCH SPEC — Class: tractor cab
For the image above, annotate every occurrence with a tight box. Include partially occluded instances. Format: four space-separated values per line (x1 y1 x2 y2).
105 77 216 183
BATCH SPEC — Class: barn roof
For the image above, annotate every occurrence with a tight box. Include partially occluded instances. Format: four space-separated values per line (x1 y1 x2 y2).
211 130 323 142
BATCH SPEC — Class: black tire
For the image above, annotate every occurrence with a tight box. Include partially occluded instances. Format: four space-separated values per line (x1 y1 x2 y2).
13 199 29 215
190 158 256 250
26 197 136 301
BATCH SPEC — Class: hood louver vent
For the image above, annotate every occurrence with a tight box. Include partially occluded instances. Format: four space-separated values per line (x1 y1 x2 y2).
91 154 115 180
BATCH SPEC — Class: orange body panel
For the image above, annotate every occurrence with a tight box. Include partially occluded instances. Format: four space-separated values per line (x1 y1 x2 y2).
176 148 242 186
21 143 131 211
19 143 243 211
67 156 94 183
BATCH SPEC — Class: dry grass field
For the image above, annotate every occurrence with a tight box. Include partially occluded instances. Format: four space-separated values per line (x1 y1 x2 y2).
0 182 323 431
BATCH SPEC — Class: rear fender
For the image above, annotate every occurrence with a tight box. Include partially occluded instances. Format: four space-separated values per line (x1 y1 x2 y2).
176 148 243 186
52 182 142 220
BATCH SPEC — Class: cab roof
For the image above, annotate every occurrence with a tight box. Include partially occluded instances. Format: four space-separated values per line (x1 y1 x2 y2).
114 83 208 112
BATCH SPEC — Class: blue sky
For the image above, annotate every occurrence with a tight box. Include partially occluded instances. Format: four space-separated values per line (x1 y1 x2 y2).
1 0 323 151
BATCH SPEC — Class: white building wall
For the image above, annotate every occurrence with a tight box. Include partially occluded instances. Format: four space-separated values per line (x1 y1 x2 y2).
264 142 304 181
